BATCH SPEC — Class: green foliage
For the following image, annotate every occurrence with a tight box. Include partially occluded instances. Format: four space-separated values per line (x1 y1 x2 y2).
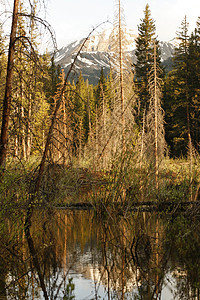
134 4 161 124
0 1 199 212
94 67 107 108
164 16 200 156
63 277 75 300
45 56 62 104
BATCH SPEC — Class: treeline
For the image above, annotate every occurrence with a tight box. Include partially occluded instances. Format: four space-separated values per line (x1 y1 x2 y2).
164 17 200 156
0 2 199 171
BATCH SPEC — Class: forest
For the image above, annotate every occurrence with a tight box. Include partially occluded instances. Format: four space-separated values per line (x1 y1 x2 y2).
0 1 199 195
0 0 200 298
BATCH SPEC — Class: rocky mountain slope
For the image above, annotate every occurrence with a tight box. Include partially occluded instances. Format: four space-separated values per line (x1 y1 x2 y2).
54 26 175 84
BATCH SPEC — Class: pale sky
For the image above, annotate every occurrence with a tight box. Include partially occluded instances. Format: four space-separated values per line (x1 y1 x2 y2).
0 0 199 49
46 0 200 48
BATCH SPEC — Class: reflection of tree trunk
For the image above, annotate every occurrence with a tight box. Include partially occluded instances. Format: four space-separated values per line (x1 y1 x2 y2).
63 214 67 273
31 267 35 300
25 222 48 300
0 0 19 168
121 223 125 300
155 218 159 299
0 260 7 299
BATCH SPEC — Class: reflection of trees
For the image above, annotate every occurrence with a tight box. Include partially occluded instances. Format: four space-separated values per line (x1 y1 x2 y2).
0 210 99 299
166 215 200 299
0 210 171 299
1 210 200 299
98 212 171 299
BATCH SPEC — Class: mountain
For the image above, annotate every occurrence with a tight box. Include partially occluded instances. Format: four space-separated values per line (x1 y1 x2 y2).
54 26 175 85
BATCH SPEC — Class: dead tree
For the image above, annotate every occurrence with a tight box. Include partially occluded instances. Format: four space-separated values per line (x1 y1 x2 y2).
146 43 166 188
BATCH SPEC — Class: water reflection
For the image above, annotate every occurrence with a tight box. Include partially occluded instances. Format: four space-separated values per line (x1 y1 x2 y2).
0 209 200 299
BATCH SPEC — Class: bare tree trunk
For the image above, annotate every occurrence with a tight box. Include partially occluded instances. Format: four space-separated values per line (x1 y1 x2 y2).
0 0 19 168
14 135 18 158
63 97 67 164
118 0 125 153
187 104 193 200
78 119 82 165
87 81 92 140
26 101 32 159
26 1 35 160
14 106 19 158
21 106 27 160
101 83 106 168
140 109 146 169
153 44 159 189
95 105 99 163
147 42 165 189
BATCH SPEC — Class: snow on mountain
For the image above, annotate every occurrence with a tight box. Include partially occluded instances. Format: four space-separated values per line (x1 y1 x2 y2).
54 26 174 84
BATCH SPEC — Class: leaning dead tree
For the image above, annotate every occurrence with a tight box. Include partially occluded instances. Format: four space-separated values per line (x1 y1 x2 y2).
34 24 107 194
146 42 166 188
21 18 108 300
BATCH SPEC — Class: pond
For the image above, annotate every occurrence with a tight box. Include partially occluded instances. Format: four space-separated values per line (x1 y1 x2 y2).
0 208 200 299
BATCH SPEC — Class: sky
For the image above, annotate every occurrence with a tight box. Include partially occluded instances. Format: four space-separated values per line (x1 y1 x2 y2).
0 0 199 49
45 0 200 48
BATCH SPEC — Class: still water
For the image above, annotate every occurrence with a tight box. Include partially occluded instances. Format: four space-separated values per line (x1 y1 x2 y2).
0 208 200 299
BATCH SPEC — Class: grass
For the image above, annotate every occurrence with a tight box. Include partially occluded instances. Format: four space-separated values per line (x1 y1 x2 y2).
0 154 199 213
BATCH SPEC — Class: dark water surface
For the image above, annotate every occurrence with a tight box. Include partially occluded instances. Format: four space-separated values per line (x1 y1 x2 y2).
0 208 200 299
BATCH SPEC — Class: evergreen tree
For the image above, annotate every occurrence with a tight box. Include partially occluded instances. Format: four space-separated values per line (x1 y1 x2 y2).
45 56 61 105
187 20 200 151
134 4 161 124
94 67 107 108
71 72 96 154
105 70 115 110
8 2 51 160
163 16 200 156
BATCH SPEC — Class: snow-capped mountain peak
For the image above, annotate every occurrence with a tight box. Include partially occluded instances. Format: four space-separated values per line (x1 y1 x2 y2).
54 26 174 84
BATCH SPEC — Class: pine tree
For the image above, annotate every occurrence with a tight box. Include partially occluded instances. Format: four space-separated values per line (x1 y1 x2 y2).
134 4 161 124
187 20 200 151
9 2 51 160
95 68 107 108
164 16 191 156
45 56 61 105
